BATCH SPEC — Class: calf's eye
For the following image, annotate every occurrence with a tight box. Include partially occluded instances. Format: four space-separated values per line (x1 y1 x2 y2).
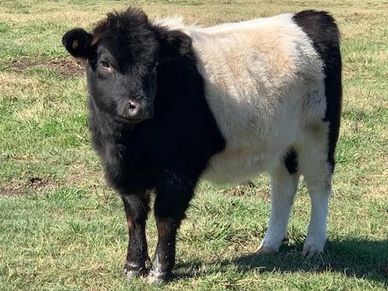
101 61 110 69
99 61 113 74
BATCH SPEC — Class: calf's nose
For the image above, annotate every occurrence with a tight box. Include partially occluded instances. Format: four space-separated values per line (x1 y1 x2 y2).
126 100 140 117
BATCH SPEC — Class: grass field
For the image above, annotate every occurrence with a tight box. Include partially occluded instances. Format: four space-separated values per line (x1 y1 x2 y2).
0 0 387 290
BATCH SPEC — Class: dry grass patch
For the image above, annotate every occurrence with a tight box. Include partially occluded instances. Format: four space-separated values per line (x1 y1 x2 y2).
0 176 56 197
64 162 106 189
0 72 39 93
8 57 85 77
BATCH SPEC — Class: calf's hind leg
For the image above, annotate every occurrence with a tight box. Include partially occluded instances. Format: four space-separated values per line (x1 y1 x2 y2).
299 130 334 258
257 151 299 254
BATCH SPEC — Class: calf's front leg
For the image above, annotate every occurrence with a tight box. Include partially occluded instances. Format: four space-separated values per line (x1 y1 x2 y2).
121 193 150 280
148 175 195 284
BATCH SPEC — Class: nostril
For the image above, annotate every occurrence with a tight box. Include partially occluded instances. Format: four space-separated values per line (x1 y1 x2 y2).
125 101 140 118
128 101 137 111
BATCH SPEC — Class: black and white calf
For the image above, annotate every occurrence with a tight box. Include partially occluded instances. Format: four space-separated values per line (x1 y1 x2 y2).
62 8 342 283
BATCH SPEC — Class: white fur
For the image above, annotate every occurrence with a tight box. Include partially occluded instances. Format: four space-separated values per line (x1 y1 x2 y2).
259 164 299 252
154 13 333 255
185 14 326 184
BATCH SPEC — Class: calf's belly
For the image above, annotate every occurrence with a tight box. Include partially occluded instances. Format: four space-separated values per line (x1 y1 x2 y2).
202 142 287 184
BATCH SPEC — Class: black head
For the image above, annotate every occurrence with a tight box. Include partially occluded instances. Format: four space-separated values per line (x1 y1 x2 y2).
62 7 192 124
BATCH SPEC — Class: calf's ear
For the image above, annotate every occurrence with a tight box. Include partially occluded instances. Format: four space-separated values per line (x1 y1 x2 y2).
157 29 192 60
62 28 93 59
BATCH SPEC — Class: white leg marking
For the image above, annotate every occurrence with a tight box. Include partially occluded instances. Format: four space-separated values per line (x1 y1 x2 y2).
302 177 331 258
298 129 332 258
257 164 299 254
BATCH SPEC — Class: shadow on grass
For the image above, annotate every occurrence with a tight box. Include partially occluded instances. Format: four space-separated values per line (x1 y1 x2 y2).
175 238 388 284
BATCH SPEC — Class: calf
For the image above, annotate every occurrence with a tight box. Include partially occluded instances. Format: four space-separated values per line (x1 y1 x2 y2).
62 8 342 284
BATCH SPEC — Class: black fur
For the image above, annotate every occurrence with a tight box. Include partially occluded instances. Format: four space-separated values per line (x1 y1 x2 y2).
63 8 225 283
293 10 342 171
62 28 92 58
284 148 298 174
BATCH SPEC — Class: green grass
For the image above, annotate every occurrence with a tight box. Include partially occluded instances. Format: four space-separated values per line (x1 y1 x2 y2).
0 0 387 290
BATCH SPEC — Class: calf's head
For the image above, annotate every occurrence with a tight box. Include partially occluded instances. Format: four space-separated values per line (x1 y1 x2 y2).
62 8 192 124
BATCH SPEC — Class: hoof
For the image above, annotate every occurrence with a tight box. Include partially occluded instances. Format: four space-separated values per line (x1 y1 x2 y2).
123 263 146 281
255 244 277 255
147 269 169 285
302 241 324 259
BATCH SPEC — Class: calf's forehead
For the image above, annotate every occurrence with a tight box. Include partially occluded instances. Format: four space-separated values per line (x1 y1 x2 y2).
95 35 159 70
